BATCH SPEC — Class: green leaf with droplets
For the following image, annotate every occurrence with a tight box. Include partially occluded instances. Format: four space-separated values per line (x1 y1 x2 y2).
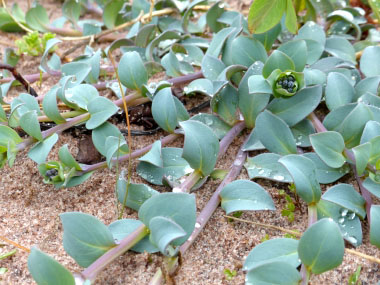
245 153 293 183
137 147 192 186
322 184 366 219
220 180 275 214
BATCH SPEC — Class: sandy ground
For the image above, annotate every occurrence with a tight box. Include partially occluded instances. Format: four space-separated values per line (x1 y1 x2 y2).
1 0 380 284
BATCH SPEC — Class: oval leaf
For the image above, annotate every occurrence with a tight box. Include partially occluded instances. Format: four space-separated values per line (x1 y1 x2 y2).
42 87 66 124
360 46 380 77
303 152 349 184
149 216 186 256
118 51 148 91
220 180 275 214
19 110 43 141
180 120 219 176
278 39 307 72
231 36 267 67
246 261 301 285
248 0 286 34
317 199 362 247
28 247 74 285
244 238 300 271
108 219 158 253
92 122 124 156
138 193 196 246
298 218 344 274
279 154 321 204
86 97 119 130
322 184 366 219
25 4 49 32
137 147 192 186
116 180 159 211
28 134 59 164
268 85 322 127
262 50 295 78
370 205 380 249
244 153 293 183
151 88 178 133
255 110 297 155
60 212 116 267
310 131 346 168
325 72 355 111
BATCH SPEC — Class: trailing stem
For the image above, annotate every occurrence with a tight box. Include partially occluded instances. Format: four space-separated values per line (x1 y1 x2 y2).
308 112 374 222
353 167 373 224
16 112 91 151
79 224 149 282
150 130 248 284
0 63 38 97
14 71 204 153
79 133 180 174
175 121 246 193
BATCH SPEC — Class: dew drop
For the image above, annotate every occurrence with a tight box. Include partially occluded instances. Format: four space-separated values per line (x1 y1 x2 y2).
348 212 356 220
338 217 345 224
273 175 284 181
346 236 357 245
172 187 182 193
340 208 348 217
176 54 184 61
65 92 73 99
195 223 201 228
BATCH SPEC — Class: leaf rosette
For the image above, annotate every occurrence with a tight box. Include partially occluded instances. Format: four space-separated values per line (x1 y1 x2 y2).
268 69 304 98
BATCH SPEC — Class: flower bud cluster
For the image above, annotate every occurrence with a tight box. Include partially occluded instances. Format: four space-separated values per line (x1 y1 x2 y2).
276 75 297 93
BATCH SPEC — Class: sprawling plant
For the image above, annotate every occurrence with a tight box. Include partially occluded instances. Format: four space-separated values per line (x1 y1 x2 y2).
1 0 380 284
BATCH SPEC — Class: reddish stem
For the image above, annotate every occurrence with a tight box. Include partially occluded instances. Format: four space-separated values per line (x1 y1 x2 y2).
80 224 148 282
80 134 180 173
180 138 248 253
308 112 374 221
